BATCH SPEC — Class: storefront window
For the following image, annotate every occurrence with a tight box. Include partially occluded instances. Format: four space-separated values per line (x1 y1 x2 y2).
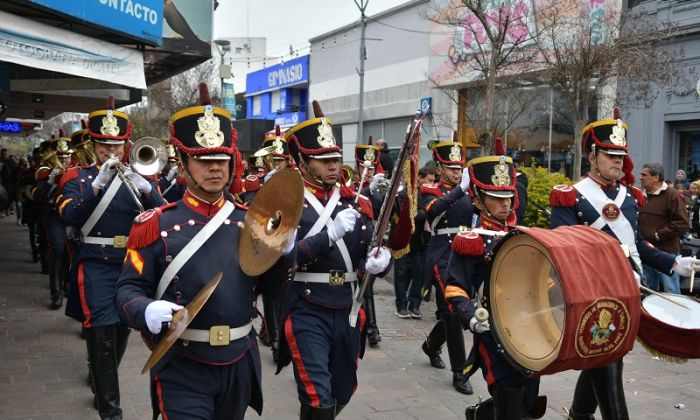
679 131 700 182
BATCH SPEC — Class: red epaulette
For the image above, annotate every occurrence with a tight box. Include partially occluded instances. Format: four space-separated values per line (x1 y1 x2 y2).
234 201 249 211
35 167 50 181
58 167 80 189
629 185 646 207
176 175 187 186
244 175 261 192
419 183 441 196
549 184 576 207
126 202 177 249
451 229 485 256
356 194 374 220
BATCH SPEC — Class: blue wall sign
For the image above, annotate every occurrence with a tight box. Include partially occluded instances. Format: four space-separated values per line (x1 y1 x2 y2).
0 122 21 133
27 0 163 46
222 82 237 119
420 97 432 115
246 55 309 95
274 112 306 127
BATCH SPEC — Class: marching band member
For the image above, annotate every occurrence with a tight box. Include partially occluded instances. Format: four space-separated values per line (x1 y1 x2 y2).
60 97 164 419
277 101 391 419
447 139 545 420
116 84 296 419
550 110 700 420
419 135 475 394
158 144 186 203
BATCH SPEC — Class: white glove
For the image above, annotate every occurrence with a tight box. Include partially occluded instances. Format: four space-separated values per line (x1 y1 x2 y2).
364 246 391 275
263 168 277 184
459 167 471 193
283 228 298 255
165 166 178 182
469 316 491 333
92 156 120 190
369 173 390 194
47 168 61 185
144 300 184 334
327 208 360 243
123 168 152 194
673 255 700 277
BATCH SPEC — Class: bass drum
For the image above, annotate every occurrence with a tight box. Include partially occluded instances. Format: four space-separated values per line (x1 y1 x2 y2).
484 225 641 376
638 293 700 361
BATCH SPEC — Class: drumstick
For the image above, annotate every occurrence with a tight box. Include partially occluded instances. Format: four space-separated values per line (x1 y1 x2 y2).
639 285 690 310
690 267 695 293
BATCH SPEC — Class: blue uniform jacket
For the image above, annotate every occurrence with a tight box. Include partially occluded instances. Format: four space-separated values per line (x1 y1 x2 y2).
116 191 296 373
420 182 475 289
549 178 675 274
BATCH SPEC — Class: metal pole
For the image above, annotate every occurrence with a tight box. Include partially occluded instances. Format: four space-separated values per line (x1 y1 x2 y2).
548 86 553 172
504 95 509 150
356 0 368 145
220 52 225 108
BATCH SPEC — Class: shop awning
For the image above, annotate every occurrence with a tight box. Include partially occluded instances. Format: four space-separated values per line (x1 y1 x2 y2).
0 10 146 89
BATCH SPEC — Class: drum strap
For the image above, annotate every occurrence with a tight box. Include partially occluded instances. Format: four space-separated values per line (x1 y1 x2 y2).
574 178 641 269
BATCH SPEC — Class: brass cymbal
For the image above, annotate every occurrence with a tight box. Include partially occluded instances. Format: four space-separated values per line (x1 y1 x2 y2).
141 272 223 374
239 168 303 276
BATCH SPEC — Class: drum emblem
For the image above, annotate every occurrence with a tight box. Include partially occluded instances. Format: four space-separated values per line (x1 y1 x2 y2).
602 203 620 221
576 298 630 358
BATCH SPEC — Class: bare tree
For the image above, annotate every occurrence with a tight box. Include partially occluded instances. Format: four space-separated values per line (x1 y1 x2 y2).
531 0 681 179
428 0 535 151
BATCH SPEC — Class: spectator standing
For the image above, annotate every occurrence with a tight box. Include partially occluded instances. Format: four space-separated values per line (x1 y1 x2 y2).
1 148 17 217
375 138 394 178
689 180 700 237
639 162 689 293
393 166 434 319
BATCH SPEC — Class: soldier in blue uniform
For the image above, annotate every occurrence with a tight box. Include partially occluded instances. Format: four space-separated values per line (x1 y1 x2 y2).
45 133 74 309
277 101 392 419
446 138 545 420
352 140 389 346
419 136 475 394
158 144 186 203
59 97 164 420
33 140 54 275
116 84 297 420
263 125 294 171
549 110 700 420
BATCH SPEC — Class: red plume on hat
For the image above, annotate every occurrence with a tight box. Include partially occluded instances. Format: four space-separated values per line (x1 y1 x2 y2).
59 129 65 138
494 137 505 156
107 95 115 110
199 83 212 106
312 100 324 118
81 119 87 129
368 135 373 145
275 124 281 138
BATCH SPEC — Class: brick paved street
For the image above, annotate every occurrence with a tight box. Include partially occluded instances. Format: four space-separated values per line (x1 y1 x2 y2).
1 216 698 419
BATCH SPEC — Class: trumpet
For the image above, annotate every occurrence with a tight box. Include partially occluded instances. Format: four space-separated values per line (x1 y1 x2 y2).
73 138 96 167
251 145 277 171
341 165 355 187
110 137 168 212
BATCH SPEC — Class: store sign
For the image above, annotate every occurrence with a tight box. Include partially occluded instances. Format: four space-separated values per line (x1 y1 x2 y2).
247 55 309 95
0 122 21 133
27 0 163 46
274 111 306 127
223 82 237 119
0 10 147 89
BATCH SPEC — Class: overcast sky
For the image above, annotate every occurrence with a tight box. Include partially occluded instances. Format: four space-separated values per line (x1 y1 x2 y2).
213 0 409 59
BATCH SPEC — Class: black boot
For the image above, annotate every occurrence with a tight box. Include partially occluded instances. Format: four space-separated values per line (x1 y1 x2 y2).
465 398 494 420
364 280 381 346
422 320 445 369
48 251 64 309
300 402 336 420
115 326 131 367
569 370 598 420
588 361 629 420
262 295 280 361
88 326 123 419
443 311 471 394
335 403 345 417
85 327 95 392
493 385 524 420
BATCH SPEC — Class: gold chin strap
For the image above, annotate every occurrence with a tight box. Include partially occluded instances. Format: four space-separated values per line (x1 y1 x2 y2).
299 155 334 190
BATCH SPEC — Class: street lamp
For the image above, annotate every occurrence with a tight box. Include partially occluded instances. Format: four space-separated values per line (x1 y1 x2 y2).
214 39 231 107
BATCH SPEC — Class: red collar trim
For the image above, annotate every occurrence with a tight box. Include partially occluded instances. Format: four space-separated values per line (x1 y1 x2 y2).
183 189 226 216
480 212 516 231
439 180 455 190
586 174 618 190
304 179 334 200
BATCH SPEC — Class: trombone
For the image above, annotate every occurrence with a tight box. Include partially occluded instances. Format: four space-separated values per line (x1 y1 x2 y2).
251 145 277 171
109 137 167 212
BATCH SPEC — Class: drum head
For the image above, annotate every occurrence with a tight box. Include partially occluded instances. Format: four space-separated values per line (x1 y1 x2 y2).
642 294 700 329
489 233 566 372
